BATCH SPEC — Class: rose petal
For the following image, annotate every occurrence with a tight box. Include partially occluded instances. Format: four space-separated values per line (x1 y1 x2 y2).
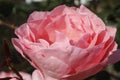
32 70 44 80
106 26 117 38
15 23 35 42
108 49 120 64
27 11 50 22
32 70 58 80
62 58 107 80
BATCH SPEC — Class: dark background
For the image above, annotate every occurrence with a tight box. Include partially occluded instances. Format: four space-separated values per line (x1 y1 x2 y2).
0 0 120 80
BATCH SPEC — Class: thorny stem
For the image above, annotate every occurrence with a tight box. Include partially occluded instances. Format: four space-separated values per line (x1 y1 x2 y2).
0 77 19 80
3 40 23 80
8 63 23 80
0 20 17 30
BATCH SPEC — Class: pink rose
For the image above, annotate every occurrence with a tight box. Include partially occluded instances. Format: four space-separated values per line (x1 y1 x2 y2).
12 5 120 80
0 71 31 80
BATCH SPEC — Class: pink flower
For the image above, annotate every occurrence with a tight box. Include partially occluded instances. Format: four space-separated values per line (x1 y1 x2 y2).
0 71 31 80
12 5 120 80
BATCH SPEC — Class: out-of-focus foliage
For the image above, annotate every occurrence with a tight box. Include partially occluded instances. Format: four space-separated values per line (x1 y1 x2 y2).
0 0 120 80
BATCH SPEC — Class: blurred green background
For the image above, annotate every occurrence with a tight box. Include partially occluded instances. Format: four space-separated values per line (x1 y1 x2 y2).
0 0 120 80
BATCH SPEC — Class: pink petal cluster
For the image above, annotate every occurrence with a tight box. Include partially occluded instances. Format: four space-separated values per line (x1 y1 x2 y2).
12 5 120 80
